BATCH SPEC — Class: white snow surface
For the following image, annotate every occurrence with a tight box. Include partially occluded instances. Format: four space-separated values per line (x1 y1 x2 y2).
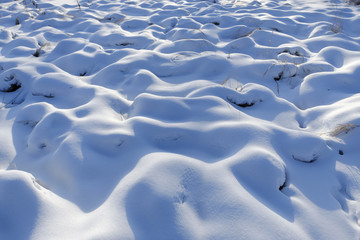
1 0 360 239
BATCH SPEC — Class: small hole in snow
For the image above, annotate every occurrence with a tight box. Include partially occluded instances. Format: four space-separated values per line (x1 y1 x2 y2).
39 143 47 149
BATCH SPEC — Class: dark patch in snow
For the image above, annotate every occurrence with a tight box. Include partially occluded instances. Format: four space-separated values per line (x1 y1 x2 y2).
279 180 286 191
39 143 47 149
235 101 255 107
292 154 319 163
347 0 360 5
274 72 283 81
11 32 17 39
339 150 344 155
279 170 287 191
280 49 301 57
32 92 55 98
17 120 39 128
33 49 43 57
115 42 134 47
1 82 21 93
117 140 125 147
227 97 256 108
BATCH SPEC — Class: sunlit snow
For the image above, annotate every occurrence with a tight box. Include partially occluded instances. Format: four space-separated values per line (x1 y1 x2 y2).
1 0 360 239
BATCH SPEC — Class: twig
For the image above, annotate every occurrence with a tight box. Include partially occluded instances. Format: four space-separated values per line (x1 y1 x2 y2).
76 0 81 10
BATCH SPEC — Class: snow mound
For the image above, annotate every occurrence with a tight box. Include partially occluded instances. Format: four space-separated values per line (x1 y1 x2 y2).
1 0 360 239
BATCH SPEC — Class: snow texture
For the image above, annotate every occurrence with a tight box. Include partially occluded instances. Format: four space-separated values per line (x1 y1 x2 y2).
1 0 360 239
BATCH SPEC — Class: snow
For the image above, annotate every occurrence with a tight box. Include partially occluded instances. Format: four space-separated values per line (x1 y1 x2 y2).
1 0 360 239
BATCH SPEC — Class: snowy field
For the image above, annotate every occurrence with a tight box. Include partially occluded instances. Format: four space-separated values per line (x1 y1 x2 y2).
1 0 360 239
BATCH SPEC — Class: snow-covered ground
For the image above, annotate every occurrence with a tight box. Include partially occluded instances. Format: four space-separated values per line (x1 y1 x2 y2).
1 0 360 239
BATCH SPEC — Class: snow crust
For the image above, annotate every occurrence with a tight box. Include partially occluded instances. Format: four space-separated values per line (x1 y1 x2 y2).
1 0 360 239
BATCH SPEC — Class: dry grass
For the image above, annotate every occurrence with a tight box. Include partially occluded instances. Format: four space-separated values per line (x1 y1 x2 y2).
329 123 359 137
348 0 360 5
330 19 342 34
